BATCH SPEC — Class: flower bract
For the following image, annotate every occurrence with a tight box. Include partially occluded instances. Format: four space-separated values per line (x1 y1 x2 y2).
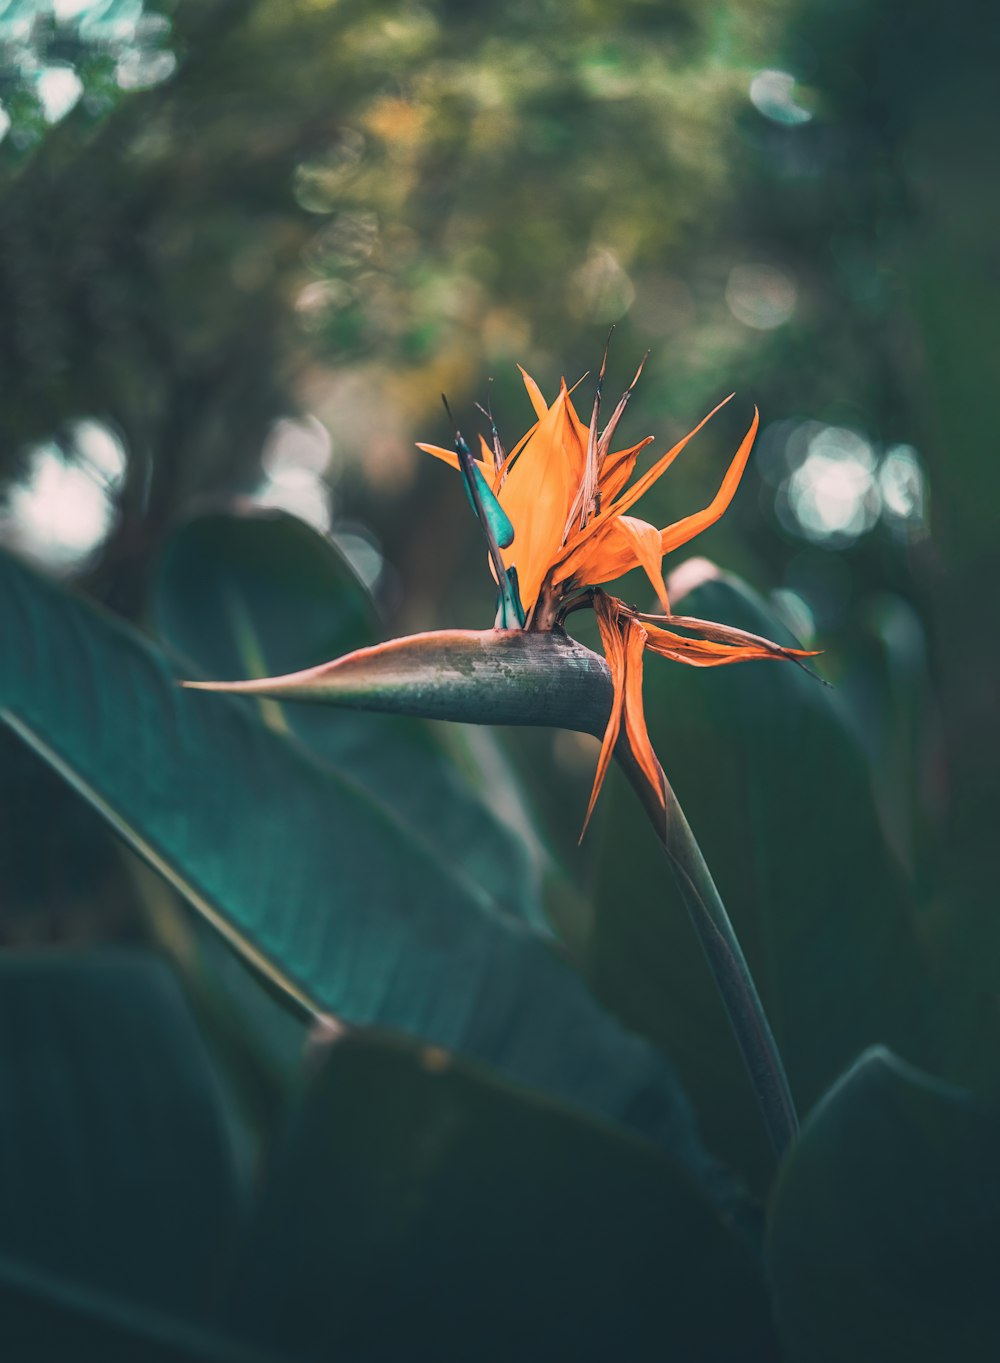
419 361 819 828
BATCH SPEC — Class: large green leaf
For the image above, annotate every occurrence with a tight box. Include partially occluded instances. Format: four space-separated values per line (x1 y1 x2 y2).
0 952 242 1319
0 1258 291 1363
230 1032 780 1363
0 549 720 1189
767 1048 1000 1361
588 570 929 1185
151 507 548 934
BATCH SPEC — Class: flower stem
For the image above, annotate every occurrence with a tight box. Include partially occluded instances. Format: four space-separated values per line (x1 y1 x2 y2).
615 743 799 1159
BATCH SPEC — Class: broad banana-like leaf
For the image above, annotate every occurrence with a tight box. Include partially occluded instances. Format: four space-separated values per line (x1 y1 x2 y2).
230 1032 779 1363
0 1263 291 1363
767 1048 1000 1362
0 952 241 1322
153 508 565 937
0 549 722 1195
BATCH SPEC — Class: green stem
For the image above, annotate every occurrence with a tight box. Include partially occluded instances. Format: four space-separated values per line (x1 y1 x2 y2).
615 742 799 1159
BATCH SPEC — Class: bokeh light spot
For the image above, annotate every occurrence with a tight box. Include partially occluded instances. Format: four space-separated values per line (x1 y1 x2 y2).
36 64 84 123
781 426 878 545
3 441 117 570
570 247 635 322
72 419 128 490
116 48 177 91
255 417 333 533
52 0 105 19
878 443 927 537
771 423 928 549
332 524 384 592
725 263 796 330
749 69 813 126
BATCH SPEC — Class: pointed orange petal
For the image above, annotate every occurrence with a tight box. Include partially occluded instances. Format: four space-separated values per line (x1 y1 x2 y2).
637 612 820 662
495 389 582 609
603 394 739 525
597 351 648 459
492 420 539 489
517 365 549 420
643 628 756 666
564 387 592 456
416 442 495 484
597 436 654 505
623 618 664 806
659 408 759 555
555 520 634 586
642 618 817 669
613 517 670 613
580 595 626 839
556 379 588 481
555 516 671 612
550 395 735 575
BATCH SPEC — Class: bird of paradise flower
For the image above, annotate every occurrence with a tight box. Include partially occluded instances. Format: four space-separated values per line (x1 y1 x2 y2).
418 350 816 835
187 347 818 1157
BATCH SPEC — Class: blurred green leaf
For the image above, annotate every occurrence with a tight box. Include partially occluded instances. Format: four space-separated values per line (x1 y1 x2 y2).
0 549 723 1191
588 571 929 1186
0 951 242 1318
0 1258 290 1363
766 1047 1000 1361
152 507 547 933
230 1032 780 1363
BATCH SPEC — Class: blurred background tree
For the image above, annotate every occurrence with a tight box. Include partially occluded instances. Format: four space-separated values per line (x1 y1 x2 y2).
1 0 997 1091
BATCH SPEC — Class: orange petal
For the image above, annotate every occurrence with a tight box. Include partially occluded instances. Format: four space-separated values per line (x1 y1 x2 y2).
597 351 648 459
642 619 816 668
557 520 634 584
517 365 549 420
622 618 664 806
597 436 655 505
416 442 494 485
557 516 670 612
564 386 593 456
659 408 759 555
638 612 820 662
551 395 735 575
612 517 671 613
492 420 539 489
580 595 626 839
495 388 584 609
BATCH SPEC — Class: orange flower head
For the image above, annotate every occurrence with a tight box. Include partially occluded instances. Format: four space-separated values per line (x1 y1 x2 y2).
418 355 819 831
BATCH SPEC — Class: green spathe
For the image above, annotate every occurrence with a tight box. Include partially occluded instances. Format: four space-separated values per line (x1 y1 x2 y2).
185 626 613 732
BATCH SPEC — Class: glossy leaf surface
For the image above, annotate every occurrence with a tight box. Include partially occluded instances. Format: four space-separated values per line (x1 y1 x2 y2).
0 1261 289 1363
153 507 548 932
0 952 241 1318
767 1048 1000 1361
232 1032 779 1363
0 549 718 1189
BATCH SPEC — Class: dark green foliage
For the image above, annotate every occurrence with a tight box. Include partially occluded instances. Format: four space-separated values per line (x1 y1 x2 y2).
0 951 241 1313
2 0 998 1354
0 1264 291 1363
153 507 548 933
0 953 774 1363
233 1033 779 1363
767 1049 1000 1361
0 547 718 1188
589 574 931 1186
0 950 250 1358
